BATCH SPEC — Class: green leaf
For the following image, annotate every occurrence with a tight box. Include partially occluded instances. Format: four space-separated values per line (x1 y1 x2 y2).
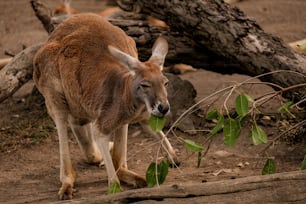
149 115 166 132
158 160 169 184
278 101 293 113
108 182 121 194
301 155 306 170
235 94 249 117
146 163 156 187
262 159 276 175
223 118 240 147
210 114 224 136
297 44 306 49
184 139 203 152
244 93 254 103
205 108 218 120
146 161 169 187
250 123 268 145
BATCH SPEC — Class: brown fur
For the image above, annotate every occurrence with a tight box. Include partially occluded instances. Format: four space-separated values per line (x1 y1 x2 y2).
54 0 78 15
34 13 173 199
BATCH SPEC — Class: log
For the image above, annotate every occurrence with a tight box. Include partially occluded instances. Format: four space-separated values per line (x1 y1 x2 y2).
116 0 306 102
0 44 43 103
56 170 306 203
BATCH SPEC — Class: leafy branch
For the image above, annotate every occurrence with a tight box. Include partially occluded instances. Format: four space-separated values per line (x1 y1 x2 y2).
167 70 305 172
146 70 305 186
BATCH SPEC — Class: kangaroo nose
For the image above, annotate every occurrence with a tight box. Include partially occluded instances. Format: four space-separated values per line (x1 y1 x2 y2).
158 103 170 115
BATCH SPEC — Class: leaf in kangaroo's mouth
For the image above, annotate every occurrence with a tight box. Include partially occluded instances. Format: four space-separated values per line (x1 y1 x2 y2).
149 115 166 132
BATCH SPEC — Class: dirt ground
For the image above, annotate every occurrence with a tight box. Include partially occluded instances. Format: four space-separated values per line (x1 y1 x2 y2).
0 0 305 203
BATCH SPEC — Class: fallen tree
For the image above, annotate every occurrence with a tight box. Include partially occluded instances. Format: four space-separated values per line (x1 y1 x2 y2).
56 170 306 203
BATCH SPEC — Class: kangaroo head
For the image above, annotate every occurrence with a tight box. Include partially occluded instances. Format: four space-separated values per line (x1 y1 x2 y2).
108 37 169 117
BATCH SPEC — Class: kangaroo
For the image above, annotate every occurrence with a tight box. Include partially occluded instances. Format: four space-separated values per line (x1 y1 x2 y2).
33 13 177 199
53 0 169 28
54 0 77 15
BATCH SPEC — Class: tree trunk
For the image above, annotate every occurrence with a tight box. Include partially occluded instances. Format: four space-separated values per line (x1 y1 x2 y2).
57 170 306 204
116 0 306 102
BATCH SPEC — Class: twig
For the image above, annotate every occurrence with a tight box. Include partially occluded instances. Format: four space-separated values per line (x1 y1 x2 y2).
223 85 236 116
4 50 15 57
202 137 213 159
167 70 306 139
260 119 306 154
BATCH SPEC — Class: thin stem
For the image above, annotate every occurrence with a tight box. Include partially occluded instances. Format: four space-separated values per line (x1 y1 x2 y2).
202 137 213 160
260 119 306 154
293 98 306 107
223 85 236 116
155 143 162 187
165 85 234 137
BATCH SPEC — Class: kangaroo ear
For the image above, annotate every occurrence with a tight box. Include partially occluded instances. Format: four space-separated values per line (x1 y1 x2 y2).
149 37 168 70
108 45 140 75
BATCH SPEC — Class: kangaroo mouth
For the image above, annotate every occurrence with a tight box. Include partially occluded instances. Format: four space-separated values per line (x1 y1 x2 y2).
144 98 169 118
151 109 166 118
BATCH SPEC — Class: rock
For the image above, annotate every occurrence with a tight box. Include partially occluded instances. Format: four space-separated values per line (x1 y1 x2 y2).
165 73 198 134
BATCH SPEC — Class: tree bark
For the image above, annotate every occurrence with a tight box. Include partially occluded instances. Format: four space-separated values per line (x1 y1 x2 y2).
109 14 241 74
0 44 43 103
56 170 306 204
116 0 306 102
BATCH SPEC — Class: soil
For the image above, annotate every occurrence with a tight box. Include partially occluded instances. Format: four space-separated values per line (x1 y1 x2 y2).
0 0 305 203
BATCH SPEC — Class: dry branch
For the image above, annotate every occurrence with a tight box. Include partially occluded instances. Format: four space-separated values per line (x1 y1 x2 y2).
56 170 306 203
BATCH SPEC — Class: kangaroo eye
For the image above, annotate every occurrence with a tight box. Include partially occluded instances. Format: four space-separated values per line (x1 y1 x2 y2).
163 77 169 87
140 82 151 88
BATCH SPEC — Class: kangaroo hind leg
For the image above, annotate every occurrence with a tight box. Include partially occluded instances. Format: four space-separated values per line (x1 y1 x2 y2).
112 124 147 188
44 95 75 200
68 116 103 164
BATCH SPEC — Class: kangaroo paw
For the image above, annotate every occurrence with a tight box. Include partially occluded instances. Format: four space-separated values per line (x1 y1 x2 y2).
58 183 76 200
117 168 147 188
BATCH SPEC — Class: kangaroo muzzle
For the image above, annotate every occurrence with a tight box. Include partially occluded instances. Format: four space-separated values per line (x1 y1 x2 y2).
152 101 170 117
